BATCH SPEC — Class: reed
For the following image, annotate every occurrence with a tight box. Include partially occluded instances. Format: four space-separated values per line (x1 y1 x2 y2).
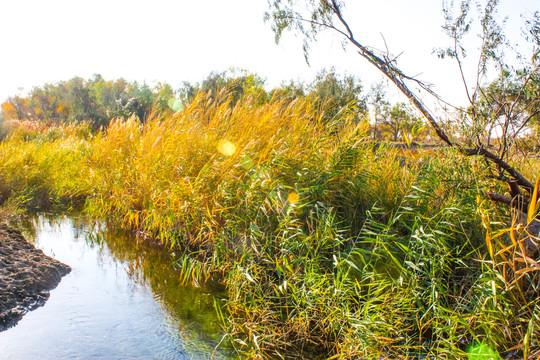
0 93 537 359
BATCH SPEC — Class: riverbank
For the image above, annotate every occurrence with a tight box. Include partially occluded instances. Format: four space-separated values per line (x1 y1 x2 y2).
0 215 231 359
0 95 538 358
0 222 71 330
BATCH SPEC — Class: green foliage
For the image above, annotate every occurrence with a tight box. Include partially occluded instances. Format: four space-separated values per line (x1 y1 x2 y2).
308 68 367 122
367 84 428 143
179 68 268 107
1 75 173 129
0 94 538 359
270 68 366 124
264 0 341 63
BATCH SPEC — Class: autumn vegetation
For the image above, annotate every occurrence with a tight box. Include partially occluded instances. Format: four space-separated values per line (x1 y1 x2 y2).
1 0 540 358
0 74 538 358
0 69 434 146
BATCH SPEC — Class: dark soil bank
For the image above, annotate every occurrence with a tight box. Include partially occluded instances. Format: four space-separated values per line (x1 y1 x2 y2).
0 223 71 331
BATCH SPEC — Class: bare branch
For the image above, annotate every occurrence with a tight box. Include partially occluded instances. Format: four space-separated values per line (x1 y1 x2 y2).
486 191 531 214
465 146 535 192
266 0 536 212
455 36 475 105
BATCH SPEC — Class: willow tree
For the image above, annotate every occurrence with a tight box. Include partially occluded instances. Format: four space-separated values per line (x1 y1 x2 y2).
265 0 540 254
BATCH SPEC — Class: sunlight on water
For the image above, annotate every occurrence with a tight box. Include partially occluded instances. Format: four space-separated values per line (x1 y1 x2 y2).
0 215 235 360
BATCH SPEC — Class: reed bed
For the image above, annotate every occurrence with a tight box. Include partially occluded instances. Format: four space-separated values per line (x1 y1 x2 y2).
0 93 538 359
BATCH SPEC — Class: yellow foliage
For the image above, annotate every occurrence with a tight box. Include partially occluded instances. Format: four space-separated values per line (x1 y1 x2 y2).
1 102 17 119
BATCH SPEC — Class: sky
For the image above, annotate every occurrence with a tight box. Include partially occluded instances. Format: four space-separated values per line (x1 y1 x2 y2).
0 0 538 107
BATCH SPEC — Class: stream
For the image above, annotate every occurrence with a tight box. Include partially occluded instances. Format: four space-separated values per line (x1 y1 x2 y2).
0 214 236 360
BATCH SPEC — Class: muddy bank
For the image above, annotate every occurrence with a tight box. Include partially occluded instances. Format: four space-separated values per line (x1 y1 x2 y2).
0 223 71 331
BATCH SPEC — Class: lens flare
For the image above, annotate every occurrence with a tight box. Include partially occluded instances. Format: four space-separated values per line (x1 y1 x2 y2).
217 140 236 156
288 192 300 204
167 98 183 112
467 343 501 360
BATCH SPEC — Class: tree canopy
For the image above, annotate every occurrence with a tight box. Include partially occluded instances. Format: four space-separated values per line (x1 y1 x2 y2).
0 76 170 129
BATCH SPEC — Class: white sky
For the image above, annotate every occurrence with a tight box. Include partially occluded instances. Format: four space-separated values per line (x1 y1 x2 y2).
0 0 538 107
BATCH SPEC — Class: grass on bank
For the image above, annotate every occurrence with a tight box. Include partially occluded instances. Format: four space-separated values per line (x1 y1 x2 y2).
0 93 538 359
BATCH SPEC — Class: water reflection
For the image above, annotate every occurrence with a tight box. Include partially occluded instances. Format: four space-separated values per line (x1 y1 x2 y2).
0 214 235 360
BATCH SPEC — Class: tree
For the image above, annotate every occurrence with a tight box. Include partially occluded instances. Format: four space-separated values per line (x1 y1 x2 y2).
179 69 268 106
270 79 306 102
265 0 540 247
1 76 182 128
154 82 176 113
367 80 390 140
29 85 67 122
1 96 33 121
379 102 424 143
308 67 366 121
474 68 540 149
67 77 99 125
123 82 156 122
266 0 452 146
88 75 128 122
269 68 366 123
1 101 20 121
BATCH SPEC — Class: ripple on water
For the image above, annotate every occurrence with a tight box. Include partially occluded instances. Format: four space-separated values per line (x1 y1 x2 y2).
0 215 235 360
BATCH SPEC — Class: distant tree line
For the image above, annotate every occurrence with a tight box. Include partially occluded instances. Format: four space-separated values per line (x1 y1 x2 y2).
178 67 369 122
1 68 372 128
0 75 175 129
7 67 533 145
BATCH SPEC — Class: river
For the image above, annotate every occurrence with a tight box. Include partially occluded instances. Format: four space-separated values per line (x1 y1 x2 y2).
0 214 236 360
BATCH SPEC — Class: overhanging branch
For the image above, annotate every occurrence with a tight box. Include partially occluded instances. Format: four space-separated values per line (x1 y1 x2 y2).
465 147 535 192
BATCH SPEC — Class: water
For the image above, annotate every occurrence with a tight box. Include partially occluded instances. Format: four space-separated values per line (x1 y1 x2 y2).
0 215 235 360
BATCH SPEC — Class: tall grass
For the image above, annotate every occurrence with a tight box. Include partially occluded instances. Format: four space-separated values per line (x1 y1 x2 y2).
0 120 92 209
0 93 538 359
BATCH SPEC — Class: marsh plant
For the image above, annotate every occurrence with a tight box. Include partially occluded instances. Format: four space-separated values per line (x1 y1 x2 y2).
0 93 538 359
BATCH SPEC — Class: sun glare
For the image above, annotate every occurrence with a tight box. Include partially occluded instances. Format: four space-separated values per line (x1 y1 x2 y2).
287 192 300 204
167 98 183 112
467 343 501 360
217 140 236 156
